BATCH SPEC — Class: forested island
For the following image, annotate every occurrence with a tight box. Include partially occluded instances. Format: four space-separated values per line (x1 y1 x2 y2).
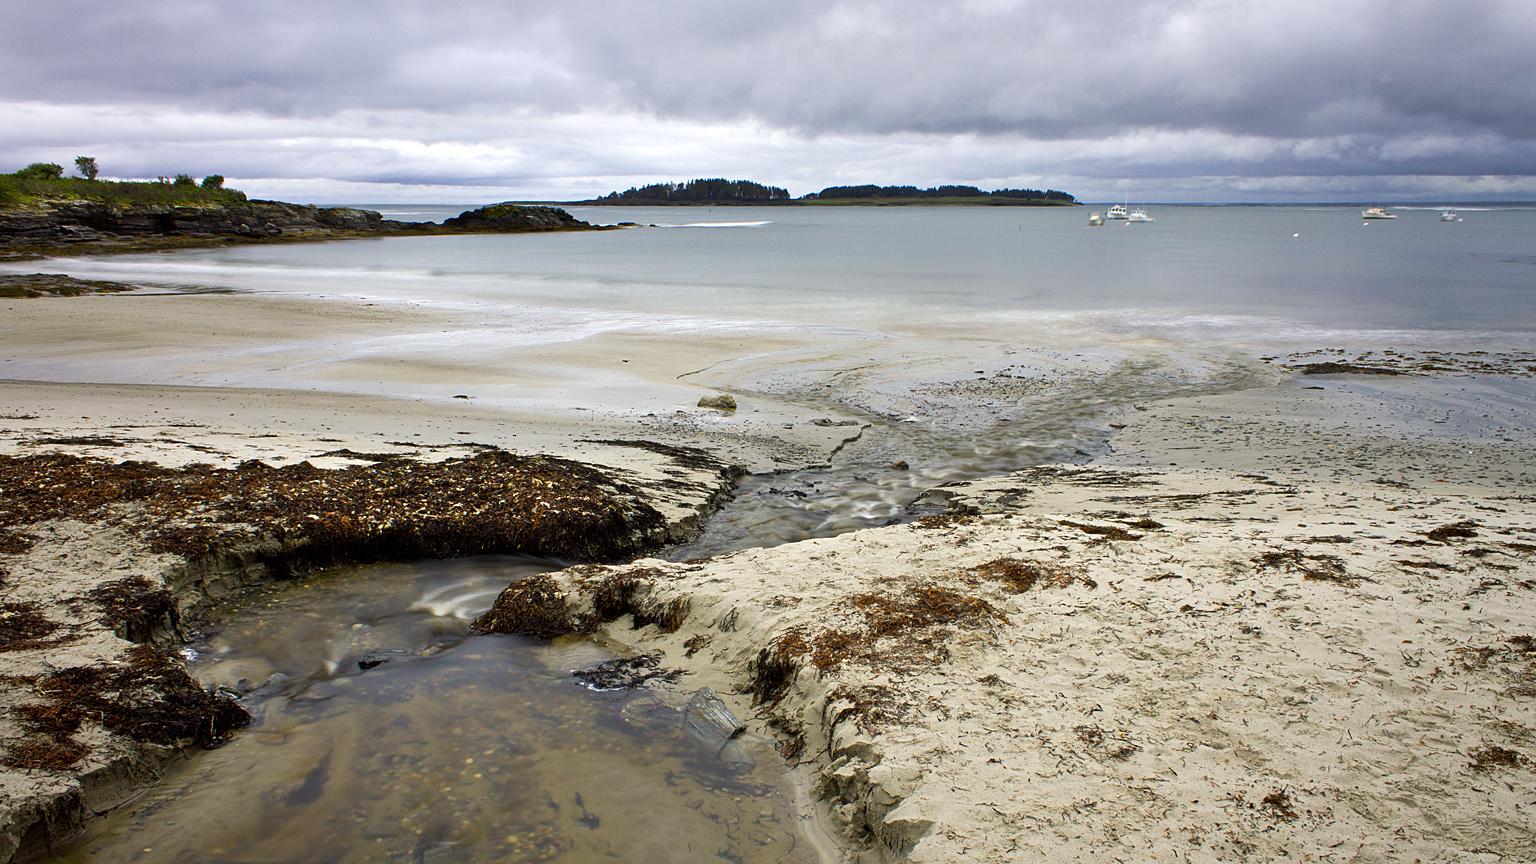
586 178 790 205
579 178 1077 206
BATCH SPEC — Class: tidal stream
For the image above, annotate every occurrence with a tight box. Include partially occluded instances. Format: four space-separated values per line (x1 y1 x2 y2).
45 557 825 864
41 343 1276 864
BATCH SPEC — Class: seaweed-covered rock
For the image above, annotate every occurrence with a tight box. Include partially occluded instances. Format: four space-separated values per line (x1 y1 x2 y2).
440 203 590 232
571 652 683 691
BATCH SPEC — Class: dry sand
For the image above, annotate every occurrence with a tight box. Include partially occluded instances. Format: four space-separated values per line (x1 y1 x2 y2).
3 282 1535 862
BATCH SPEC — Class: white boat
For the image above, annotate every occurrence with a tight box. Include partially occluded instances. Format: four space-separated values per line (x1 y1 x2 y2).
1106 204 1129 220
1088 211 1105 226
1126 208 1155 223
1440 208 1462 222
1361 206 1396 220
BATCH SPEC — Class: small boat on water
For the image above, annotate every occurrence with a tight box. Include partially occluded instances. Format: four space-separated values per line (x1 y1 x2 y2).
1440 208 1462 222
1126 208 1155 223
1361 206 1396 220
1088 211 1105 226
1106 203 1129 220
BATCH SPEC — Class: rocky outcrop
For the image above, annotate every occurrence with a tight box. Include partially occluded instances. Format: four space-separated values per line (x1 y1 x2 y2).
439 202 589 232
0 200 410 244
0 200 598 257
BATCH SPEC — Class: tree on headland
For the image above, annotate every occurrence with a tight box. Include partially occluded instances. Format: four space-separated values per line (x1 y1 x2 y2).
16 162 64 180
1 161 248 209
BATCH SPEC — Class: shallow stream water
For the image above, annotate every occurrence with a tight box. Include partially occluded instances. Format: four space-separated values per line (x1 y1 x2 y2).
44 557 826 864
669 345 1275 558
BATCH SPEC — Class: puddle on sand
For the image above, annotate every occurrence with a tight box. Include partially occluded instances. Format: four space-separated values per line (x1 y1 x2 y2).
42 556 826 864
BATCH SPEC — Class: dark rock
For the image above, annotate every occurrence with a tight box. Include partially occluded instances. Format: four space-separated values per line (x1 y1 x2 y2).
1 198 599 257
0 199 410 244
683 688 753 771
440 202 590 232
572 652 683 691
358 649 419 670
0 273 136 297
56 225 102 242
697 394 737 412
682 687 745 751
314 207 385 231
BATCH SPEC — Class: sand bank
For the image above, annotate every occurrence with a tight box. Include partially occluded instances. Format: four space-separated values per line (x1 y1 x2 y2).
480 373 1536 862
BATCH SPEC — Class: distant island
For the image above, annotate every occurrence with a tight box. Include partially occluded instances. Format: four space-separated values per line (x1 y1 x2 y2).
585 178 791 206
577 178 1077 206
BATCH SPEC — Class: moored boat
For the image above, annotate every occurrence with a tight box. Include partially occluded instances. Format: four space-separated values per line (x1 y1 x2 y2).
1106 203 1129 220
1088 211 1105 226
1361 206 1396 220
1127 207 1155 223
1440 208 1462 222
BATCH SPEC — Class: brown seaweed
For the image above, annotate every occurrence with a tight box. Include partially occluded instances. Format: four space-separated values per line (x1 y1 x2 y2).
2 645 248 771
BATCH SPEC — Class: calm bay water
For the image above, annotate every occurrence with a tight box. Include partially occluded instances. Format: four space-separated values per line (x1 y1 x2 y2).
14 204 1536 342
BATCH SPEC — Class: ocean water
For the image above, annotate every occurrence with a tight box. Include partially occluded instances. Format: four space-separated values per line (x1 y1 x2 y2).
14 204 1535 340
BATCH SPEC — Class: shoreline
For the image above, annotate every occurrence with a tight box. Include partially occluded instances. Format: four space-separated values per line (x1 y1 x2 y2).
0 200 609 263
1 263 1533 860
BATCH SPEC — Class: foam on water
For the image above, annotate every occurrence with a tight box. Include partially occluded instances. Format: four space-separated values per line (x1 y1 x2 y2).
658 220 774 228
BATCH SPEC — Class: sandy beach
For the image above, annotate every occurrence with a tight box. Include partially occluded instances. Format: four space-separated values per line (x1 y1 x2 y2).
2 276 1534 862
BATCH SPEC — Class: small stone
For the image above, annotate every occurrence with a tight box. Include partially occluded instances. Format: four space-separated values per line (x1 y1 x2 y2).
697 394 737 412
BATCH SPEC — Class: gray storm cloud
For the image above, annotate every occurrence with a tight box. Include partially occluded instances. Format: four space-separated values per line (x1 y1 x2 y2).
2 0 1533 200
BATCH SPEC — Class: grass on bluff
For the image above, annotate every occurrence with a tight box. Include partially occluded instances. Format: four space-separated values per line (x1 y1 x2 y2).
0 172 247 210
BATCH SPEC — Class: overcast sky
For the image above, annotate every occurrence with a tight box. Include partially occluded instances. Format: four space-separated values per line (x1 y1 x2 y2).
3 0 1533 203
